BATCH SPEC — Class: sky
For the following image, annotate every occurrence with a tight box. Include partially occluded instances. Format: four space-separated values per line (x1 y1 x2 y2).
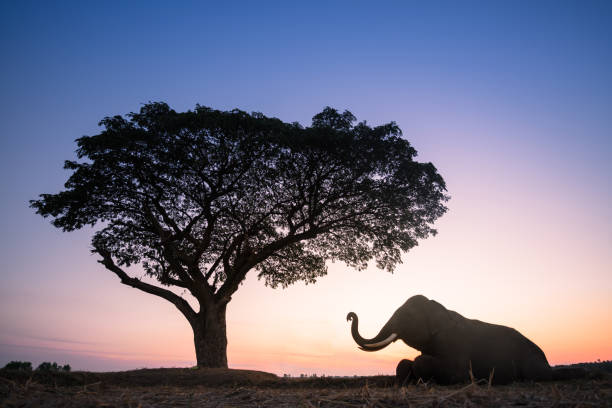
0 1 611 376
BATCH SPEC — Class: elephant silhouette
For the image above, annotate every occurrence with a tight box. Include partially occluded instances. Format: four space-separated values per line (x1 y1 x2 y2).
347 295 554 384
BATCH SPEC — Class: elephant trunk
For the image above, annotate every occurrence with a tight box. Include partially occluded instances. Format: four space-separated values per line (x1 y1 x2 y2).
346 312 398 352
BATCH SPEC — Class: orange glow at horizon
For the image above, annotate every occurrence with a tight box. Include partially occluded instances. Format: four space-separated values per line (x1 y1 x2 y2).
6 257 608 376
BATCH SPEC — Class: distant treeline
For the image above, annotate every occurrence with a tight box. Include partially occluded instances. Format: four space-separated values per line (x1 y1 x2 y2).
555 360 612 373
1 361 71 372
2 360 610 375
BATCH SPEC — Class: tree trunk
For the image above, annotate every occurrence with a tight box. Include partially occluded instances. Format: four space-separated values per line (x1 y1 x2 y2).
191 303 228 368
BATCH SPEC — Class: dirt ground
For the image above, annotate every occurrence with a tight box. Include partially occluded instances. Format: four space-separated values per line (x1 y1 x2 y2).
1 368 611 407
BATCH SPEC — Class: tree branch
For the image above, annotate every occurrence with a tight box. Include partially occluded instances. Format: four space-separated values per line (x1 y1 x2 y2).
214 228 320 302
96 247 197 322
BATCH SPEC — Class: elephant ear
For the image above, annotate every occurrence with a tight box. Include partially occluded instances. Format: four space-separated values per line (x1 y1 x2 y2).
425 299 454 336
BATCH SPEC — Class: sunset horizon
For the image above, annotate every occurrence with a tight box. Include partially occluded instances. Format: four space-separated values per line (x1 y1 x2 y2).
1 1 611 384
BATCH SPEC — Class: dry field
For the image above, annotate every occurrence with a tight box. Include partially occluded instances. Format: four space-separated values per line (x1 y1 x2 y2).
1 368 611 407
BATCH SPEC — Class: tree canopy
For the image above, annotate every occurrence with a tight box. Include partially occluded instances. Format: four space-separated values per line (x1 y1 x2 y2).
31 102 448 367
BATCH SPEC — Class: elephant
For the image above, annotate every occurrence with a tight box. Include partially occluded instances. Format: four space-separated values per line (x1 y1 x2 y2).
347 295 554 385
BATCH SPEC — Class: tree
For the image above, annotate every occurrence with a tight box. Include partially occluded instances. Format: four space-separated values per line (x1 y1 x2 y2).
36 362 70 372
31 103 448 368
2 361 32 371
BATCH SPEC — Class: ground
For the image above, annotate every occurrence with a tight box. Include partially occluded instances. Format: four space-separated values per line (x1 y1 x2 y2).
1 368 610 407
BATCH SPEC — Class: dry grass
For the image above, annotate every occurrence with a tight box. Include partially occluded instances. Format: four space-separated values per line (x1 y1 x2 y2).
1 368 611 407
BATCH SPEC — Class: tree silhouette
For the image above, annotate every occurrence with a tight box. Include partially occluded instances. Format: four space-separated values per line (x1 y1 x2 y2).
31 103 448 367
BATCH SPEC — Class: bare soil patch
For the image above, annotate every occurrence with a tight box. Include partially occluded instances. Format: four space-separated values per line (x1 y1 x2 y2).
1 368 610 407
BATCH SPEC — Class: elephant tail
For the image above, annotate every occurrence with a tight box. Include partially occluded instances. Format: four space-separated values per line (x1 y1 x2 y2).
346 312 397 352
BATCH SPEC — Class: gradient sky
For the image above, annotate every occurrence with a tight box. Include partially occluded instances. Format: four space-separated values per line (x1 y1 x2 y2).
1 1 611 376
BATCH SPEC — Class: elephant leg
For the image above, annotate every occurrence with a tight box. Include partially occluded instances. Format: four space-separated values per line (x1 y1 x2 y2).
412 354 438 383
396 359 414 385
413 355 461 385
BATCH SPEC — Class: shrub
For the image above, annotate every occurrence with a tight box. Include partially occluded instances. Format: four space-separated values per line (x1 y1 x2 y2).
36 362 71 372
2 361 32 371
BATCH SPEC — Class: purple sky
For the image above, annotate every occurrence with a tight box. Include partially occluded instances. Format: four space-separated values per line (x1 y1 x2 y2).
1 1 610 374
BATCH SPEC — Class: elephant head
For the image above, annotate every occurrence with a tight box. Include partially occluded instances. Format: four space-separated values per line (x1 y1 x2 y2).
346 295 454 352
